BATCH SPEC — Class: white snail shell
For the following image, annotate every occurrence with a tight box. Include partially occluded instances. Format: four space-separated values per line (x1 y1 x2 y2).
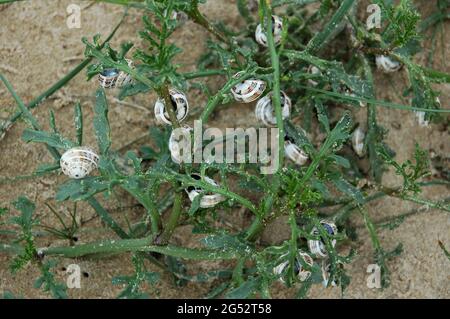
321 260 337 287
154 88 189 125
231 72 266 103
169 125 192 164
98 59 134 89
255 15 283 47
255 91 291 126
284 137 308 165
376 55 402 73
352 126 365 157
185 174 225 208
308 220 337 258
307 65 321 87
60 147 99 179
273 251 314 283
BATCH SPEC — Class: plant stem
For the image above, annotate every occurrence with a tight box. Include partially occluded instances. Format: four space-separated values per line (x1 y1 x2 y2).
185 2 229 44
263 0 284 172
158 192 183 245
158 83 181 129
182 69 226 79
40 238 239 260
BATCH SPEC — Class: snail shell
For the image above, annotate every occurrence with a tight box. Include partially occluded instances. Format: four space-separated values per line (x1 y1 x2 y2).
154 88 189 125
255 15 283 47
308 220 337 258
185 173 225 208
255 91 291 126
98 59 134 89
169 125 192 164
231 72 266 103
284 136 308 165
273 251 314 283
307 65 321 87
60 146 99 179
376 55 402 73
352 126 365 157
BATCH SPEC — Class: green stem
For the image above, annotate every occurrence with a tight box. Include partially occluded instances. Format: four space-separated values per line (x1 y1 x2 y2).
263 0 284 171
185 3 228 44
182 69 226 79
87 198 130 239
158 192 183 245
40 238 238 260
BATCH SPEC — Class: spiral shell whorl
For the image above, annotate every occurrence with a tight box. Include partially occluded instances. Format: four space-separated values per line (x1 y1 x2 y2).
60 147 99 179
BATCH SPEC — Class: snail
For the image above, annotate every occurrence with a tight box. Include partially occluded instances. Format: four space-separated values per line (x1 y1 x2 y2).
307 65 321 87
60 146 99 179
308 220 337 258
255 91 291 126
284 135 308 166
352 126 365 157
169 125 193 164
185 173 225 208
98 59 134 89
255 15 283 47
231 72 266 103
273 251 314 283
375 55 402 73
154 88 189 125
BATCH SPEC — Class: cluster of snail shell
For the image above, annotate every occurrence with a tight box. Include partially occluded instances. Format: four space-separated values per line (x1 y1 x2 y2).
98 59 134 89
273 250 314 283
272 220 339 285
185 173 225 208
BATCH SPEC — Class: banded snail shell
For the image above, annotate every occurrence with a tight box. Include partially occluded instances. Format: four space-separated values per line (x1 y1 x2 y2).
185 173 225 208
255 91 291 126
307 220 337 258
255 15 283 47
376 55 402 73
352 126 365 157
154 88 189 125
231 72 266 103
284 137 308 165
98 59 134 89
273 251 314 283
60 147 99 179
169 125 193 164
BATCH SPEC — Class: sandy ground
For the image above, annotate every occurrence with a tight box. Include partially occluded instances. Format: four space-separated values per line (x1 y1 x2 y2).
0 0 449 298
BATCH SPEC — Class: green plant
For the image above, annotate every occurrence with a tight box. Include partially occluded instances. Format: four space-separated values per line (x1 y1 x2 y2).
0 0 449 299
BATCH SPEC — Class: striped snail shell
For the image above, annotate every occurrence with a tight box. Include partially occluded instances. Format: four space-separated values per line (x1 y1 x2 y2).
255 91 291 126
60 146 99 179
154 88 189 125
273 251 314 283
98 59 134 89
185 173 225 208
308 220 337 258
284 136 308 165
352 126 365 157
376 55 402 73
255 15 283 47
231 72 266 103
169 125 193 164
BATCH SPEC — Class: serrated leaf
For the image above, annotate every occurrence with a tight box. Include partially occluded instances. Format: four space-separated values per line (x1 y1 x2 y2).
22 129 76 150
